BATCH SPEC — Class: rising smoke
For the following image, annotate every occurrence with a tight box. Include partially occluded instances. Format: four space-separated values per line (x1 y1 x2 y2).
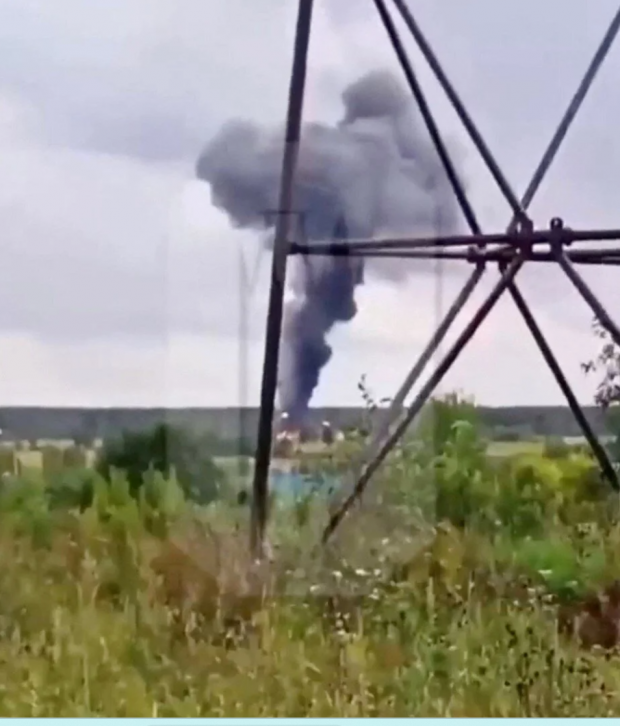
196 69 463 427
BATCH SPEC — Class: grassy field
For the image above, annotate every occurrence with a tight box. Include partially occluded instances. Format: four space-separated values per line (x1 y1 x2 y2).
487 439 545 457
0 403 619 716
0 412 620 718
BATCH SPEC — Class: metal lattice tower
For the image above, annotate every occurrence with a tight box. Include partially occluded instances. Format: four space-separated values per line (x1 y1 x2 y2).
249 0 620 557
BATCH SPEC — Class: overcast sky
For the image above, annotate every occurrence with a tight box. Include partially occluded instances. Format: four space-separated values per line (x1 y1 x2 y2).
0 0 619 408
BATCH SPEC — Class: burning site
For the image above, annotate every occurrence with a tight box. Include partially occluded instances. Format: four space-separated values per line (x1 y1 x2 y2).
196 68 463 435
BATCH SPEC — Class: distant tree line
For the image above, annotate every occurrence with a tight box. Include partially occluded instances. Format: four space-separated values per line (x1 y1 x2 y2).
0 404 612 445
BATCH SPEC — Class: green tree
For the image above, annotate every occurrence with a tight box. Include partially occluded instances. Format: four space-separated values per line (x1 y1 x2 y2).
583 318 620 461
96 423 226 504
583 318 620 408
416 392 482 457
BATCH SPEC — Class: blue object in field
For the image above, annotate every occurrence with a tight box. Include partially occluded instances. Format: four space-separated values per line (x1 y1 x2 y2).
269 469 341 501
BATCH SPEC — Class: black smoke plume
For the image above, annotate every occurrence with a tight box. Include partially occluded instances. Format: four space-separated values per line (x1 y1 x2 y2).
196 69 463 426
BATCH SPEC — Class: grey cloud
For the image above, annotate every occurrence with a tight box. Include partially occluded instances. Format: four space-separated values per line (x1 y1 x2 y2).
0 0 616 193
0 0 617 366
0 136 249 343
0 0 294 162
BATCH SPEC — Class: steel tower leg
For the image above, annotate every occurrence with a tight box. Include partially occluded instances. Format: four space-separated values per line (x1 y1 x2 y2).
251 0 315 559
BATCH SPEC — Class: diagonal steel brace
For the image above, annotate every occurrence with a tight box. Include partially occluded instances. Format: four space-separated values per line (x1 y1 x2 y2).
354 0 620 488
323 255 525 543
505 275 619 489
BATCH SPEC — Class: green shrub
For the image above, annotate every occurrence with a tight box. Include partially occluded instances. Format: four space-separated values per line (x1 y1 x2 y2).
417 392 482 457
543 437 572 460
96 423 226 505
407 394 493 528
493 455 562 538
46 467 99 511
432 420 495 529
63 444 87 469
40 445 65 479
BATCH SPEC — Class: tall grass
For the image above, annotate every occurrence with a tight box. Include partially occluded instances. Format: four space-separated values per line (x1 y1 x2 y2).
0 397 618 715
